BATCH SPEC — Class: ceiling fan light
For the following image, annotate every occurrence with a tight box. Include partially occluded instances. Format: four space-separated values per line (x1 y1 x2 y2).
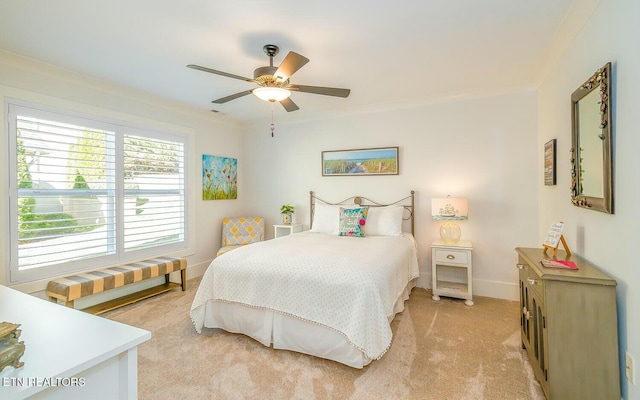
253 87 291 102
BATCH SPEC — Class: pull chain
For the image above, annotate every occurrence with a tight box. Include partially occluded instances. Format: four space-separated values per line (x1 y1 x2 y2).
270 101 275 137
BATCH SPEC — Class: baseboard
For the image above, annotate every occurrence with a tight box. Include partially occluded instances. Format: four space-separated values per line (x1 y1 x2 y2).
415 274 518 301
473 279 518 301
186 259 211 280
415 275 431 291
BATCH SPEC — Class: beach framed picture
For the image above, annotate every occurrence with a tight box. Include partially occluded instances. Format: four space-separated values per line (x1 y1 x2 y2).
321 147 399 176
202 154 237 200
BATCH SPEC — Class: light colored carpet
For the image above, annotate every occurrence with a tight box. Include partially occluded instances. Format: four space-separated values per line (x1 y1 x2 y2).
104 278 544 400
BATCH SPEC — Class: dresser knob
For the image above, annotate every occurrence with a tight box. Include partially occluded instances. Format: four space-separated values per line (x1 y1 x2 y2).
446 254 455 260
517 264 525 270
527 278 538 285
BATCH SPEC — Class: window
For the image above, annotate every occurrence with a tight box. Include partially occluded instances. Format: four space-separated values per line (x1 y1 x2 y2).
7 102 188 284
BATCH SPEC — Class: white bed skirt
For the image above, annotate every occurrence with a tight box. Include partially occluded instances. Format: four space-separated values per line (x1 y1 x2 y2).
202 278 417 368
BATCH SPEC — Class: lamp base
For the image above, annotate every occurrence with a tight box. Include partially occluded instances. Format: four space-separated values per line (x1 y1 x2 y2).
440 221 461 244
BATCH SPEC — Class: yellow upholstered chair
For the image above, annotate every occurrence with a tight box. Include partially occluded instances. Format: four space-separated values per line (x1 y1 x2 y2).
217 217 265 256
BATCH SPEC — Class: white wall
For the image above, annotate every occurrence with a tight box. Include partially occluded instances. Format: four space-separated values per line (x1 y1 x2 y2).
0 51 246 290
537 0 640 398
244 91 539 300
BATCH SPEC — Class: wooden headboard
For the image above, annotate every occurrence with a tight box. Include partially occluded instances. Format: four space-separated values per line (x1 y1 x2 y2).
309 191 415 235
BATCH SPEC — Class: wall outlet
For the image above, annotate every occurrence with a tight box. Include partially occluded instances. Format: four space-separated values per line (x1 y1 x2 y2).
626 352 636 385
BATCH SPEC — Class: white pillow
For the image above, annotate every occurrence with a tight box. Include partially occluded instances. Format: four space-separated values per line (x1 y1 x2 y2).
366 205 404 236
310 202 342 234
311 202 359 234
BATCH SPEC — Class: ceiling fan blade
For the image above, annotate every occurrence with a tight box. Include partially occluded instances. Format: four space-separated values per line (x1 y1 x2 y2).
212 90 254 104
274 52 309 82
289 84 350 98
280 97 300 112
187 64 255 83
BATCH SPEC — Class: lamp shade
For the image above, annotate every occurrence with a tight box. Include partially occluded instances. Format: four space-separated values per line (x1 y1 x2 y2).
431 197 468 220
253 87 291 102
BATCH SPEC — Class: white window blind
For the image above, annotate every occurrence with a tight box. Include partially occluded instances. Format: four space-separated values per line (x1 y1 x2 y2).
123 134 185 252
7 103 187 284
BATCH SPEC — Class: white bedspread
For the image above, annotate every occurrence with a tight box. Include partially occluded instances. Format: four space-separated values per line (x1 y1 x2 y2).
190 231 419 360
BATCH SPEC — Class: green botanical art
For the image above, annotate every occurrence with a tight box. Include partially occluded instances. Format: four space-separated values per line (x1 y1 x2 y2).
202 155 237 200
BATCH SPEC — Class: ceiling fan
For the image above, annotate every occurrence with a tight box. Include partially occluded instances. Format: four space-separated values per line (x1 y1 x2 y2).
187 44 351 112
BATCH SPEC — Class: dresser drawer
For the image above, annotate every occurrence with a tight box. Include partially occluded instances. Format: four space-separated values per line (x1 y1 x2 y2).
519 257 544 299
434 249 469 265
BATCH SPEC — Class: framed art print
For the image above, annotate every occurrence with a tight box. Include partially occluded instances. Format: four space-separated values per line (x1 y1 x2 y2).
202 154 237 200
544 139 556 186
321 147 399 176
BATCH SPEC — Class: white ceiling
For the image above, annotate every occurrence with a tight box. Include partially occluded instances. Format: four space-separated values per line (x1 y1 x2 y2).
0 0 574 125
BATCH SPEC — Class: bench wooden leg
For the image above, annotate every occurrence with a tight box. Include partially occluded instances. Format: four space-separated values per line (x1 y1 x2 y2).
164 271 186 291
64 300 74 308
48 296 58 303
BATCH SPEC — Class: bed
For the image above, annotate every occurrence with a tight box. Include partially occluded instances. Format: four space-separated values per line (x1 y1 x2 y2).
190 191 419 368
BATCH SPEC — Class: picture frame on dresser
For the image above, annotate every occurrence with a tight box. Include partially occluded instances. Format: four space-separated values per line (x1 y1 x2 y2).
542 221 571 256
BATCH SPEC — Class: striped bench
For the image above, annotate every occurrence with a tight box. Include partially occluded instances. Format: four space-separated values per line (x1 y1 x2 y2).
46 256 187 314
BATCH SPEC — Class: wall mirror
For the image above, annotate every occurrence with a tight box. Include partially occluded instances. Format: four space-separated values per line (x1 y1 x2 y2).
571 62 613 213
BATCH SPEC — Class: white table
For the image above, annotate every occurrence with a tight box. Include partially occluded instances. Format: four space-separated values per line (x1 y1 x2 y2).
431 240 474 306
273 224 303 238
0 285 151 400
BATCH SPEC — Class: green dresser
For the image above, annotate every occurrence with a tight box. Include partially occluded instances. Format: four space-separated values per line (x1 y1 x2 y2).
516 247 620 400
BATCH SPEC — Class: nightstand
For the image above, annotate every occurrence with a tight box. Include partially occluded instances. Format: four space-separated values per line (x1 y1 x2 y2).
273 224 303 238
431 240 473 306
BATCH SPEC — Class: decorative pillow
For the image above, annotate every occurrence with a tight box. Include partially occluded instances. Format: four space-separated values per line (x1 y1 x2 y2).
224 234 260 246
366 205 404 236
338 207 369 237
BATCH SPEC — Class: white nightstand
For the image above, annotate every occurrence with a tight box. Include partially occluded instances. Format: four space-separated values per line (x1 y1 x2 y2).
273 224 303 238
431 240 473 306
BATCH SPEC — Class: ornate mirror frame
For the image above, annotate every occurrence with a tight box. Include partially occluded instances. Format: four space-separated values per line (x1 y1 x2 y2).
570 62 613 214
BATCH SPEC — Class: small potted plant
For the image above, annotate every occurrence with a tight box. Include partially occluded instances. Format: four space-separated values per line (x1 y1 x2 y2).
280 204 295 225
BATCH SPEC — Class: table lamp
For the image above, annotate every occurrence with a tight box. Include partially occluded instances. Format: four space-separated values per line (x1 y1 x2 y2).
431 196 468 244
